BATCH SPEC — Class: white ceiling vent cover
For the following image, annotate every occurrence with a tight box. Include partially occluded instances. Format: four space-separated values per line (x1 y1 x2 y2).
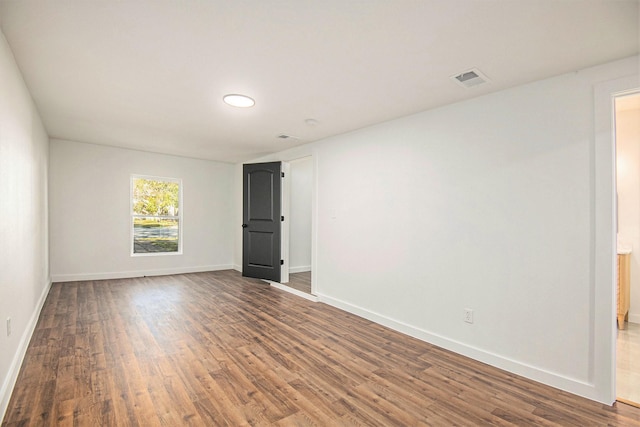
451 68 490 88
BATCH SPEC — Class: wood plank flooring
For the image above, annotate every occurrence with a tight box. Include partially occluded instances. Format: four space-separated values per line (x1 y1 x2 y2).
3 270 640 426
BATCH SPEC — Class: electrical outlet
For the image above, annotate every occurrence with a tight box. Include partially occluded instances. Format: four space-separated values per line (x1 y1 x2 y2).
6 317 11 336
464 309 473 324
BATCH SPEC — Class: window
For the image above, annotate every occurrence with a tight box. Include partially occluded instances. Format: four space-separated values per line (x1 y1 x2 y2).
131 175 182 255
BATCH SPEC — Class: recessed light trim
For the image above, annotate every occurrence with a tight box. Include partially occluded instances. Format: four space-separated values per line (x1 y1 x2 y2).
223 94 255 108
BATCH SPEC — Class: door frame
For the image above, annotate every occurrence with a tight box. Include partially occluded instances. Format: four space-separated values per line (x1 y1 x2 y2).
281 161 290 284
594 75 639 404
281 154 316 294
612 88 640 404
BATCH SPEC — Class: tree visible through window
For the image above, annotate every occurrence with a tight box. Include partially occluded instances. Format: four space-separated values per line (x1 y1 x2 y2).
132 176 181 254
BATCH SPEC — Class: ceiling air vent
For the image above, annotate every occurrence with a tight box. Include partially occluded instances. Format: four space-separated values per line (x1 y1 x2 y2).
276 134 300 141
451 68 490 88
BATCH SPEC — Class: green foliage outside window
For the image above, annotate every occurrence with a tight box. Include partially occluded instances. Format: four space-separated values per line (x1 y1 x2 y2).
133 178 179 216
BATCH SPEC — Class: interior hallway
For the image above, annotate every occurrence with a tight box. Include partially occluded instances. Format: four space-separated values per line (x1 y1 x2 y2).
284 271 312 295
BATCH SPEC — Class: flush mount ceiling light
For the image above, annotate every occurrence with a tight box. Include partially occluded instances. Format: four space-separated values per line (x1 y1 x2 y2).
223 94 255 108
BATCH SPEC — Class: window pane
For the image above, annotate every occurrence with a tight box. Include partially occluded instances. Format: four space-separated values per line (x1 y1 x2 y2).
133 178 179 216
133 217 179 253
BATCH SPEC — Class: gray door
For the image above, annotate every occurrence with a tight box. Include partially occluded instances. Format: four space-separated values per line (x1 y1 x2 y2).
242 162 282 282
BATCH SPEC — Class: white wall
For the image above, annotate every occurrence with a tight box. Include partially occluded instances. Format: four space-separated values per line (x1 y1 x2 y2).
616 103 640 323
237 56 639 403
289 157 312 272
0 31 50 420
50 139 234 281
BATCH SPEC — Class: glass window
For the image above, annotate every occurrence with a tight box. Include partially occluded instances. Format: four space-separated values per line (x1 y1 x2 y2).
131 175 182 255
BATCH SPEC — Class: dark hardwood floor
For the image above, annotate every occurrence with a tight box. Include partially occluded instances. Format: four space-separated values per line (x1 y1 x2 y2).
3 270 640 426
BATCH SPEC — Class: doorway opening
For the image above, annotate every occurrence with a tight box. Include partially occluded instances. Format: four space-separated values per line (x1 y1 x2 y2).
282 156 314 297
615 91 640 407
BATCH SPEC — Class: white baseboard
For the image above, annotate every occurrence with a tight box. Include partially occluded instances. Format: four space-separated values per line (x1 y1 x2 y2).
233 264 242 273
0 277 52 422
627 313 640 324
269 281 318 302
51 264 234 283
289 265 311 274
316 293 601 404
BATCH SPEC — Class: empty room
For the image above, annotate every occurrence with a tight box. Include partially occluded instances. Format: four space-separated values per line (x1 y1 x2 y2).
1 1 640 425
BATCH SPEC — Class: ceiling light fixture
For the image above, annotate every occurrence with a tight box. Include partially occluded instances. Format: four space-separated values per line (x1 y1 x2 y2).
223 94 255 108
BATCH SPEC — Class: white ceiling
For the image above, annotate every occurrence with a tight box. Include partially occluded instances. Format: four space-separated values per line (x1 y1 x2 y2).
0 1 638 163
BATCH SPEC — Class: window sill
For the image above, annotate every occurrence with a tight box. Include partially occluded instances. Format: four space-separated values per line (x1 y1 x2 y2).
131 251 183 257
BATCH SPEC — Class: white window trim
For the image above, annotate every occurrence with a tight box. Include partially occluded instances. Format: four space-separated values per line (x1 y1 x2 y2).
130 174 183 257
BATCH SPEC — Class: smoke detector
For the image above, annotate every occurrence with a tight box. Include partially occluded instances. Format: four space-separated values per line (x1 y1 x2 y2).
450 68 490 88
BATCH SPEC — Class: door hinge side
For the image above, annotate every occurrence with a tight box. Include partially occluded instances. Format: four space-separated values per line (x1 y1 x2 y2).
281 172 285 178
281 216 284 221
280 260 284 265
